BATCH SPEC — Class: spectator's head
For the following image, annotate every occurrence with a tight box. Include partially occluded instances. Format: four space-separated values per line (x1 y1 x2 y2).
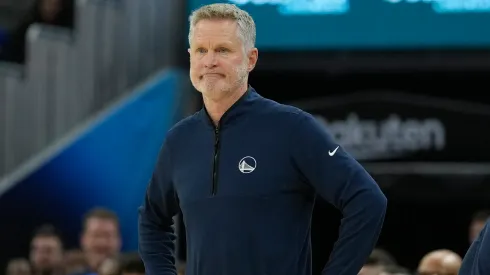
417 249 461 275
120 254 145 275
6 258 31 275
39 0 62 22
63 250 86 275
469 210 489 243
26 0 74 27
29 225 64 274
80 208 121 271
187 3 258 102
359 249 397 275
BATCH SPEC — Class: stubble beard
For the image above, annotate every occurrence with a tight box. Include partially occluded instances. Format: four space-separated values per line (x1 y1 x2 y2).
199 63 249 100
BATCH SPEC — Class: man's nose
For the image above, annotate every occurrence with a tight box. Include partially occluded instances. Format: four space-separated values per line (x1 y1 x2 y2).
203 52 218 67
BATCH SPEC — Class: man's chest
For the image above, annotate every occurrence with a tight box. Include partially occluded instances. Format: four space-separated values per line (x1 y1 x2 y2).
172 126 305 206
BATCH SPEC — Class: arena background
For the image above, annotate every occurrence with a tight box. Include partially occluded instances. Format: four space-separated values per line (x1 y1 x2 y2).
0 0 490 274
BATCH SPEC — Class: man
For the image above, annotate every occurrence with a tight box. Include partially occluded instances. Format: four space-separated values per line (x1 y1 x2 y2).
459 220 490 275
63 250 86 275
359 249 397 275
138 3 387 275
417 249 462 275
29 225 64 275
468 210 489 244
120 254 146 275
75 207 121 275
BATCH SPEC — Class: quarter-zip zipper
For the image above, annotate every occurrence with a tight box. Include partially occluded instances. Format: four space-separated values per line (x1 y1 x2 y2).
211 126 221 195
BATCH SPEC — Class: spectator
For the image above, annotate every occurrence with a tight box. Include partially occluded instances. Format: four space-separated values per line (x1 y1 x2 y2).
75 207 121 275
29 225 64 275
6 258 31 275
0 0 74 63
63 250 86 275
417 249 461 275
469 210 490 244
359 248 397 275
119 254 144 275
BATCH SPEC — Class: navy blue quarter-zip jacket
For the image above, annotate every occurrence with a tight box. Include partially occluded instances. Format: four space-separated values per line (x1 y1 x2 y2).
138 87 387 275
459 219 490 275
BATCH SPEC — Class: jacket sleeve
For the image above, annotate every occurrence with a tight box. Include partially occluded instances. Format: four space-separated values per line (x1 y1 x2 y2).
477 221 490 274
291 112 387 275
459 220 490 275
138 137 179 275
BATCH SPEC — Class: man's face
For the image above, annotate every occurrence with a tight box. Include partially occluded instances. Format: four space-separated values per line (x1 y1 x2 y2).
30 236 63 271
81 218 121 267
469 220 486 243
188 19 257 101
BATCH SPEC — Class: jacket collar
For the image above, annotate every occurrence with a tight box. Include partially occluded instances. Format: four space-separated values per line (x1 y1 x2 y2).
199 85 261 129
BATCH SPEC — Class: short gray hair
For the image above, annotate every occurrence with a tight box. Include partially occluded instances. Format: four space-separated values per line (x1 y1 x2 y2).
188 3 256 52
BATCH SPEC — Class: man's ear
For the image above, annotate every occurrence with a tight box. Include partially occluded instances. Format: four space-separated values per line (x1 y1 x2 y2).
247 48 258 72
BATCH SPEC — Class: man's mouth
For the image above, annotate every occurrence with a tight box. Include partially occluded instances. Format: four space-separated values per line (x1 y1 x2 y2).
201 73 224 79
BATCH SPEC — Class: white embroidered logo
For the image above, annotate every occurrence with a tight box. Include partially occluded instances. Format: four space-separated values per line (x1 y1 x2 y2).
238 156 257 173
329 146 340 156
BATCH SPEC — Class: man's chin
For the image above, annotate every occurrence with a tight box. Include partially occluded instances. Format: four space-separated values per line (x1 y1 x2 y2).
200 86 227 98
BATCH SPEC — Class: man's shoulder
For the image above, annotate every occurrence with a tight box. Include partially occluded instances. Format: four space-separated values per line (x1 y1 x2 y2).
166 111 202 140
258 97 312 121
257 97 326 135
460 220 490 274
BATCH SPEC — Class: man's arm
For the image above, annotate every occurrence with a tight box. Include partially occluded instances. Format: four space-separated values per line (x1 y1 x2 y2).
138 138 179 275
460 220 490 275
291 112 387 275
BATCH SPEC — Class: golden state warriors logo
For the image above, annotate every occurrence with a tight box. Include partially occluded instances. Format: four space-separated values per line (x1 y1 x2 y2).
238 156 257 174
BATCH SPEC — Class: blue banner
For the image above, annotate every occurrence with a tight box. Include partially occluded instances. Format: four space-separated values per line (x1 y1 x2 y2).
188 0 490 50
0 69 186 266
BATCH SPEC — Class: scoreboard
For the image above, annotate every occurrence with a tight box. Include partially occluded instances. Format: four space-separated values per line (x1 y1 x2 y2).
187 0 490 50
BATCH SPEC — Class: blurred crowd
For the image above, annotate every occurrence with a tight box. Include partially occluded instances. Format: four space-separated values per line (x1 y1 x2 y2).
359 210 489 275
0 0 74 64
4 207 488 275
4 208 185 275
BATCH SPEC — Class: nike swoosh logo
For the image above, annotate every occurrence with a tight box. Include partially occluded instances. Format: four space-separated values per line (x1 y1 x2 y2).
328 146 339 156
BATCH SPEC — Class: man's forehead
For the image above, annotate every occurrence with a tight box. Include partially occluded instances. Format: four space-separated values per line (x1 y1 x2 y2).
194 19 238 36
86 217 118 230
87 216 116 224
32 236 60 246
